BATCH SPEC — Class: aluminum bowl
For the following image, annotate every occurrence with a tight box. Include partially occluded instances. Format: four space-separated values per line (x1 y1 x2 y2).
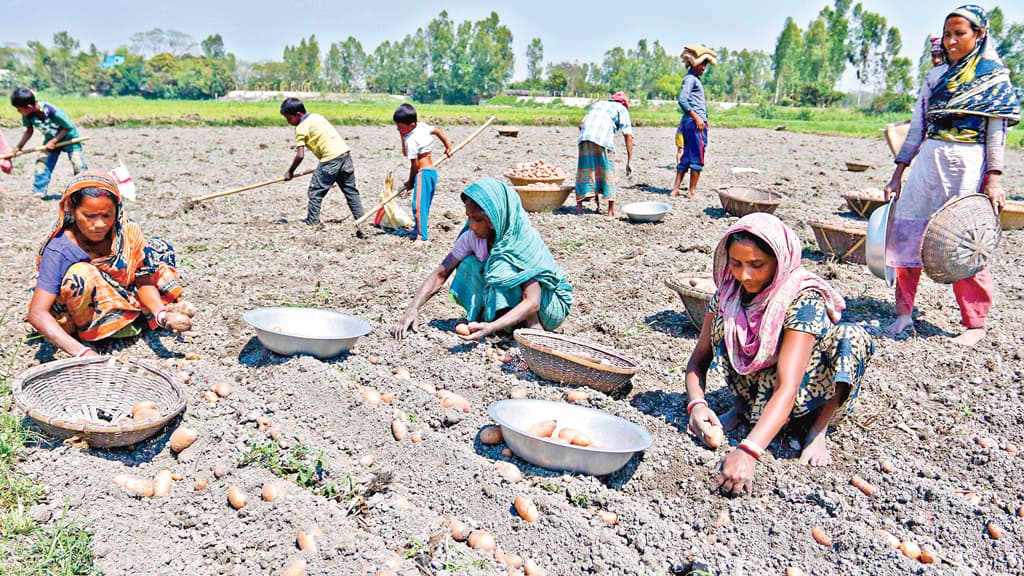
487 399 653 476
622 201 671 223
866 200 895 287
243 307 372 359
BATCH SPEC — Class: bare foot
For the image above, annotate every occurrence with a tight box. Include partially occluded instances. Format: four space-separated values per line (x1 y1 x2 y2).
718 402 748 433
798 428 832 466
951 327 986 347
574 204 585 215
670 189 681 197
884 314 913 336
687 190 698 199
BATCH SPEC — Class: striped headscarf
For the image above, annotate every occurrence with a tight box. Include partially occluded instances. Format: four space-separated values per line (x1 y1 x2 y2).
927 4 1021 143
712 213 845 375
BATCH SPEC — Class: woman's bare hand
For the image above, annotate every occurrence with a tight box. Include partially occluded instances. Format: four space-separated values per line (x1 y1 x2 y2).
716 449 757 496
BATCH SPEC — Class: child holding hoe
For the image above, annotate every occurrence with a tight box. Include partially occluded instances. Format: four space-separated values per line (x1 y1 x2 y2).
393 103 452 243
10 87 87 198
280 97 364 225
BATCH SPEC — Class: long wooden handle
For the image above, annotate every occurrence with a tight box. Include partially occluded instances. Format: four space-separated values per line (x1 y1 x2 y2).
189 169 315 203
0 136 90 160
352 115 497 226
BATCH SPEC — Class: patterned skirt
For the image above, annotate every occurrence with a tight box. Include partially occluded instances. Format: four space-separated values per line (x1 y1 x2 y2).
574 140 616 199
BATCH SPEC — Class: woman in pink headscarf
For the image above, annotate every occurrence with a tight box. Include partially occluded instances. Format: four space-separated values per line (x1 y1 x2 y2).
684 214 875 496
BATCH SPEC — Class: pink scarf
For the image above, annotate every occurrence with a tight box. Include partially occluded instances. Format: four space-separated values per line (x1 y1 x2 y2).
712 213 845 375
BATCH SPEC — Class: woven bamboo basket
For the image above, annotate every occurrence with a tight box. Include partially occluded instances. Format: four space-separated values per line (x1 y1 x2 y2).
885 120 911 158
497 128 520 137
845 161 871 172
664 276 715 329
513 184 574 212
1000 200 1024 230
12 355 186 449
513 329 640 397
842 189 887 218
810 220 868 264
717 187 786 217
921 194 1001 284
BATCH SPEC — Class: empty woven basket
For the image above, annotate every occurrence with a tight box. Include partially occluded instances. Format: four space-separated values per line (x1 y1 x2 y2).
717 187 786 217
12 356 186 449
513 329 640 397
809 220 868 265
921 194 1001 284
664 276 715 329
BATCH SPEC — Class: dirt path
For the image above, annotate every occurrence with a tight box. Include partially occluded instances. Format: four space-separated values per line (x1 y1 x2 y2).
1 125 1021 575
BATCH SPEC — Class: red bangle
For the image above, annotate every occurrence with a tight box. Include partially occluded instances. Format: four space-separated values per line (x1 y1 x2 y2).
738 439 763 461
686 399 708 415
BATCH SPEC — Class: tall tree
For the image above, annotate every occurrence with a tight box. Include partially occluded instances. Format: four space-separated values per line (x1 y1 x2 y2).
772 17 803 102
325 37 365 91
848 3 888 103
201 34 226 60
283 35 320 87
526 38 544 87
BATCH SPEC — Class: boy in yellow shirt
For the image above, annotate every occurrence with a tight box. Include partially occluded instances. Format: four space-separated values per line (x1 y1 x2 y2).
281 98 363 225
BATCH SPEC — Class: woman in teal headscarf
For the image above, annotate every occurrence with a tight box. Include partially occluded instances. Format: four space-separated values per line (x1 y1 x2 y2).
392 178 573 340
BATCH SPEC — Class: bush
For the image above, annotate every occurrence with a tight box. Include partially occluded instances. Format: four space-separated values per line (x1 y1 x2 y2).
870 92 914 114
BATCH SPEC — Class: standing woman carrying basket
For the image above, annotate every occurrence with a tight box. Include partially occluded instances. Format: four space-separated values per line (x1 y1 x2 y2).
883 4 1019 346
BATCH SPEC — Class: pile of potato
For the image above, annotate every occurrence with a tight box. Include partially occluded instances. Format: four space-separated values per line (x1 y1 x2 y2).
847 187 885 200
505 160 567 180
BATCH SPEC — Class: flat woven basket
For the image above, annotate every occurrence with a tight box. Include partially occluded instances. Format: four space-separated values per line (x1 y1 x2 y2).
809 220 868 265
513 184 574 212
885 120 911 158
513 329 640 396
12 355 186 449
717 187 786 217
921 194 1001 284
664 276 714 329
842 190 887 219
1000 200 1024 231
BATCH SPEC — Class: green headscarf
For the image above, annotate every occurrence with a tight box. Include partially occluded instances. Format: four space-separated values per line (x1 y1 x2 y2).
460 178 573 329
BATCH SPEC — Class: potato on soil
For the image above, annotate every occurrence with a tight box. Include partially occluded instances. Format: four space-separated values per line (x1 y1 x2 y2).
514 495 539 522
448 519 471 541
227 485 246 509
810 525 833 547
479 425 504 445
169 427 198 452
467 530 496 552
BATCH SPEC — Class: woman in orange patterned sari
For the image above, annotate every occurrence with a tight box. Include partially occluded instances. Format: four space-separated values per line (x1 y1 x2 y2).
27 171 195 357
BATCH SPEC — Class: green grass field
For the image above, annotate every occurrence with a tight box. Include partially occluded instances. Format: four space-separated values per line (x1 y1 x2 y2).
1 94 1021 148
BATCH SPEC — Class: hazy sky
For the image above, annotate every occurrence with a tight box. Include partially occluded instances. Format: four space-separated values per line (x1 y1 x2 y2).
4 0 1022 89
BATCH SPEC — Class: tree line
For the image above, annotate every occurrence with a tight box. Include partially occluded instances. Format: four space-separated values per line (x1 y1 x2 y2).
0 4 1020 110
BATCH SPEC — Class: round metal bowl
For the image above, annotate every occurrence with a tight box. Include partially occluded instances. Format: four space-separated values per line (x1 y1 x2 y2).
622 201 671 223
487 399 653 476
866 200 895 287
243 307 372 359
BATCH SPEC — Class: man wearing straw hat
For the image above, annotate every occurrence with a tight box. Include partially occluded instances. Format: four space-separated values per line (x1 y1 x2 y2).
670 45 717 198
574 91 633 217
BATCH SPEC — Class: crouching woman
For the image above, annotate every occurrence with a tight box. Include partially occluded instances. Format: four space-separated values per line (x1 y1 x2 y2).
27 171 195 358
684 214 874 495
392 178 573 340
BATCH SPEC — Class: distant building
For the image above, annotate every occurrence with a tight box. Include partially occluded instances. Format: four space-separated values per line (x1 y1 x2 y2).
99 55 125 69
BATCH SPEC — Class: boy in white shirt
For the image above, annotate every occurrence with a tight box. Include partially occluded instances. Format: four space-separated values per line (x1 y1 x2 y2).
393 103 452 242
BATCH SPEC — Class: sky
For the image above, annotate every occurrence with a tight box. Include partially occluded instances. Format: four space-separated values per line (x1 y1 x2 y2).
4 0 1022 90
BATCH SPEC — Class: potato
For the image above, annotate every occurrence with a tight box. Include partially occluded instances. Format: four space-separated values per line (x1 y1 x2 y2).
987 521 1003 540
513 495 539 522
467 530 496 552
786 569 808 576
391 419 407 441
596 510 618 526
874 528 899 548
203 390 218 404
360 387 382 407
850 474 877 496
133 407 160 421
494 461 523 483
505 553 523 569
919 547 937 564
112 473 131 487
898 540 921 560
501 448 513 458
810 525 833 547
227 485 246 509
704 426 725 449
123 477 155 498
975 436 996 448
213 382 232 398
879 460 894 473
566 390 588 403
448 519 471 542
267 425 282 440
358 454 375 467
131 401 157 418
411 429 423 443
184 352 200 361
296 529 317 553
557 428 581 443
455 323 471 336
171 472 183 481
367 355 380 365
195 479 209 492
280 557 306 576
169 427 198 453
393 367 411 380
523 559 545 576
527 420 557 438
1005 443 1020 455
380 392 395 404
510 388 527 399
440 392 470 412
153 469 173 497
262 482 286 502
479 425 504 445
213 463 227 479
256 416 272 431
472 380 486 389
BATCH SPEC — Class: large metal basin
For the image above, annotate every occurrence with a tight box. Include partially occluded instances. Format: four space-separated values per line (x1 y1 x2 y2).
487 399 653 476
622 201 671 223
243 307 371 359
866 200 896 287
